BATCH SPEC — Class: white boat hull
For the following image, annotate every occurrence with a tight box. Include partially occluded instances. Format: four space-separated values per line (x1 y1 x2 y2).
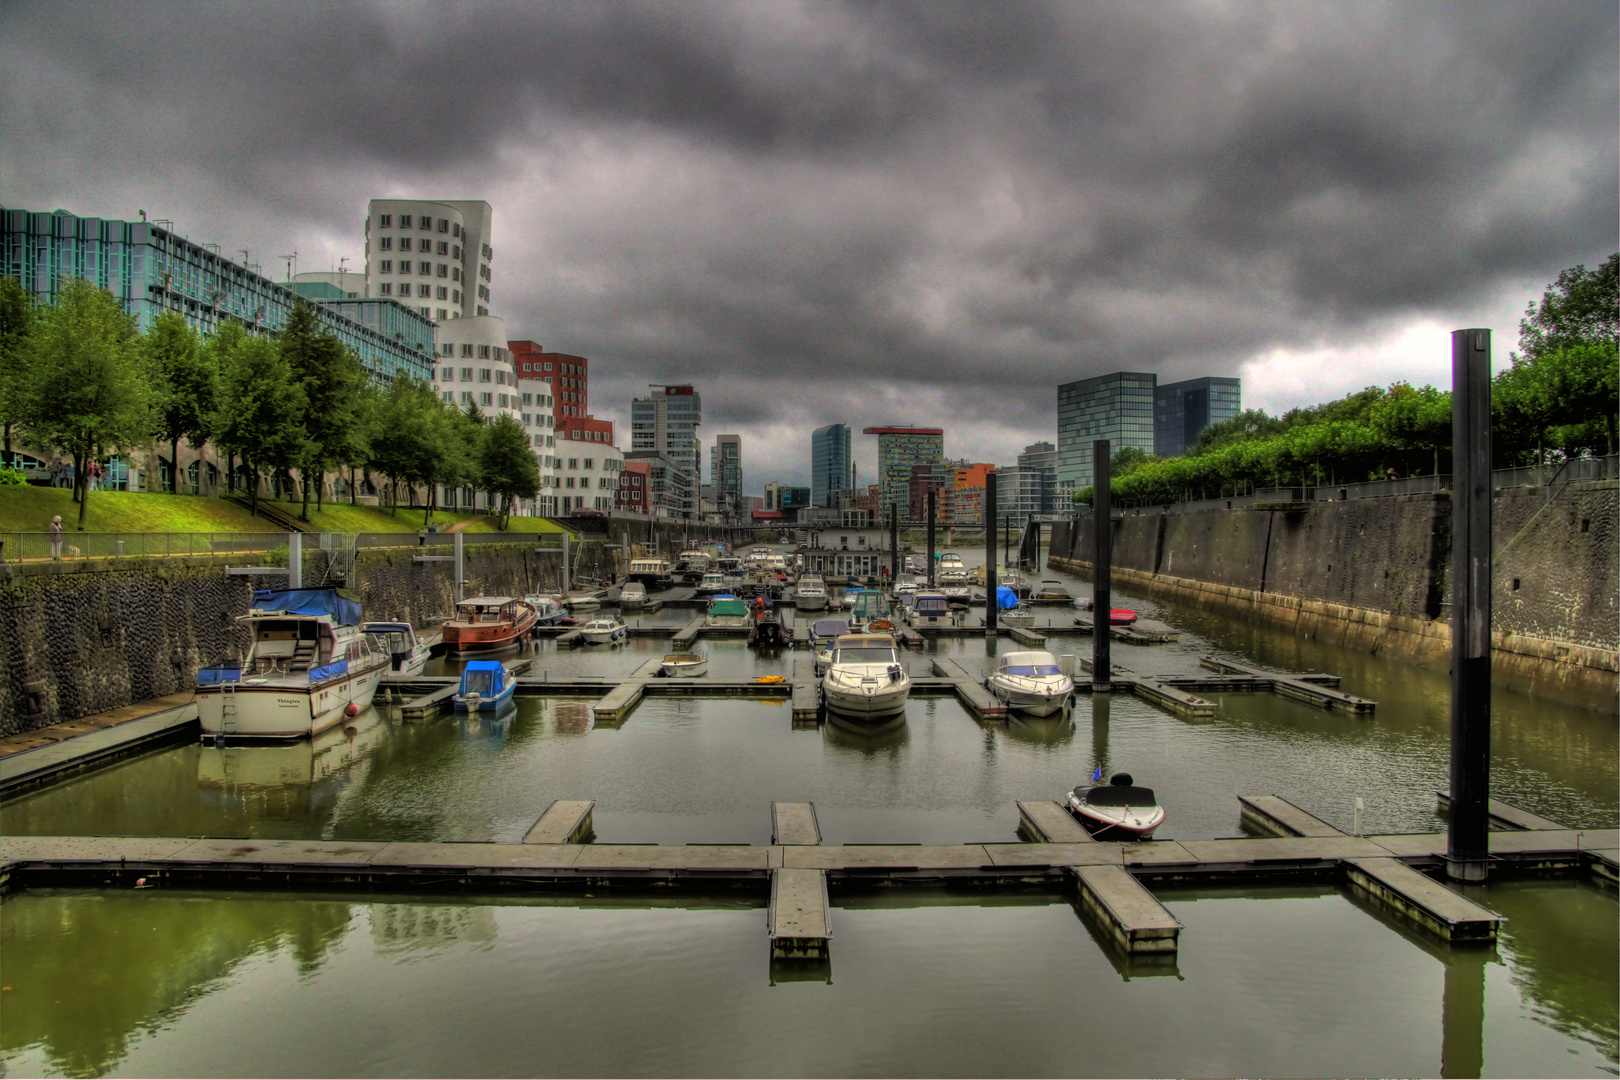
661 660 707 677
197 663 387 740
581 627 626 644
987 674 1073 717
822 673 911 719
1066 794 1166 840
795 593 827 611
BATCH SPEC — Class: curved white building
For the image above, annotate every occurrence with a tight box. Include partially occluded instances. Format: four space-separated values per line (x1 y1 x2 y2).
364 200 495 322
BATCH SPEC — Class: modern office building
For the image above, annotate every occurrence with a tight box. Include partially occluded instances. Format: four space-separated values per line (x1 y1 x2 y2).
631 386 702 519
907 459 967 522
363 199 495 321
2 207 437 383
1154 376 1242 457
510 342 592 423
994 464 1049 527
946 463 996 524
1017 441 1058 515
711 435 742 519
862 426 944 515
625 450 690 519
1056 372 1156 492
810 423 853 508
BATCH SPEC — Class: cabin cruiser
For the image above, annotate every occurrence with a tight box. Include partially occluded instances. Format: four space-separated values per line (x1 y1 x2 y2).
627 558 673 591
1066 773 1166 840
794 573 828 611
661 652 708 677
986 650 1073 716
938 552 965 576
693 572 729 596
454 660 515 711
196 588 391 741
822 633 911 720
579 615 628 644
809 619 852 674
999 567 1031 598
941 580 973 605
909 592 952 627
705 597 752 628
848 589 896 633
1030 580 1075 605
524 594 571 627
362 621 433 676
892 572 920 604
1001 604 1036 626
442 596 541 654
566 592 602 612
716 556 742 575
618 582 647 609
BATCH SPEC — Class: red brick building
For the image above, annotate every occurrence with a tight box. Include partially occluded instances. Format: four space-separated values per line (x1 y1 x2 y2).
616 459 650 514
510 340 591 423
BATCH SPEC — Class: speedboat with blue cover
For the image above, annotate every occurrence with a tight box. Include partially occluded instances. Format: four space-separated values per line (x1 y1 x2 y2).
986 650 1073 716
454 660 514 711
196 588 390 741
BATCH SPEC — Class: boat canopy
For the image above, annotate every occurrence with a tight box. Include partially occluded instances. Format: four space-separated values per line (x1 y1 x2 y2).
251 588 361 626
1078 784 1157 807
458 660 507 697
708 599 749 617
912 593 949 614
811 619 851 638
995 585 1019 610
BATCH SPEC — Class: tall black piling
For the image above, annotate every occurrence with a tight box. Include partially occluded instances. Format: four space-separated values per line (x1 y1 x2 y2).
1092 440 1111 688
1447 328 1493 882
889 502 899 585
985 471 998 638
927 491 936 587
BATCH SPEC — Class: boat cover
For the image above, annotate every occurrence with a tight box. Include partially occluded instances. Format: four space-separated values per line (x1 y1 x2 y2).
708 599 749 617
459 661 507 697
1077 784 1157 806
995 585 1019 610
252 588 361 625
812 620 851 638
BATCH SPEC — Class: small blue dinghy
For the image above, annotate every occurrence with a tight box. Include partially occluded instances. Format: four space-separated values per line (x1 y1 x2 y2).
454 660 514 711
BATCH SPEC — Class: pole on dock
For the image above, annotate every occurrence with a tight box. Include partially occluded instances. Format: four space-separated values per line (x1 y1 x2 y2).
889 501 898 584
287 532 302 589
1447 328 1492 883
985 471 998 637
927 491 937 587
561 532 571 599
1092 440 1111 688
454 532 465 602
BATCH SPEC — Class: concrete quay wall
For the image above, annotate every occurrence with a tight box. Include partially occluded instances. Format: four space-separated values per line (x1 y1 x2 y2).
1048 482 1617 708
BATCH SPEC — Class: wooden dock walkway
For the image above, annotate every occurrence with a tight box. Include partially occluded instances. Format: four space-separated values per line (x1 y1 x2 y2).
523 800 596 844
1435 791 1570 831
670 617 705 648
1239 795 1346 837
1201 657 1375 712
1069 864 1181 954
769 867 831 958
791 657 821 721
1017 800 1094 843
772 802 823 845
929 658 1005 718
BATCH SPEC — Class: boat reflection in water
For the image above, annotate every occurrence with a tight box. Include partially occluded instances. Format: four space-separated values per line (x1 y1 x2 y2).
823 708 910 746
197 706 391 791
455 699 518 740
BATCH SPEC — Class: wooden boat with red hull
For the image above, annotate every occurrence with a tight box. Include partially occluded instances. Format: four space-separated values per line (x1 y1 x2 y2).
441 596 540 655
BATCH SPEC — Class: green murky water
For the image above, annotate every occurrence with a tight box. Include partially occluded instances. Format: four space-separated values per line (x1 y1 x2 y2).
1 548 1615 1076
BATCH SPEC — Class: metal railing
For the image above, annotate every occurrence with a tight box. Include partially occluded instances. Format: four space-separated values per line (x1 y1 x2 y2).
0 531 287 563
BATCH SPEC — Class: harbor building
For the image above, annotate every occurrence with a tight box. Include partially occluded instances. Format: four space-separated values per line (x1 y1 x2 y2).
363 199 495 321
1155 376 1242 457
810 423 854 508
2 207 436 383
711 435 742 520
863 426 944 515
615 459 650 515
1056 372 1156 493
554 417 623 513
631 386 703 519
624 450 690 519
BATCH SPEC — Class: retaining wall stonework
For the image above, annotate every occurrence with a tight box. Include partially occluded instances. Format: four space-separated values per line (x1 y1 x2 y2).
1048 481 1617 709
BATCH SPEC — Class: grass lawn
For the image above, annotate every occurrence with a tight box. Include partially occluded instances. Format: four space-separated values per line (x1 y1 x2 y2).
0 487 571 536
0 487 268 533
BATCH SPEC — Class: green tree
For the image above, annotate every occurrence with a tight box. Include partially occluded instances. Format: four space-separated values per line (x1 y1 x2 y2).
478 413 541 527
146 311 217 494
367 375 441 516
1516 252 1618 362
1109 445 1158 478
0 275 36 466
1368 383 1451 477
20 279 153 529
201 321 249 492
214 336 309 516
343 377 382 505
279 299 363 520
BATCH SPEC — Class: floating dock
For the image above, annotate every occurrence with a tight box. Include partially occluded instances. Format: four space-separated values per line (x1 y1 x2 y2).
523 800 596 844
768 867 831 958
1201 657 1375 712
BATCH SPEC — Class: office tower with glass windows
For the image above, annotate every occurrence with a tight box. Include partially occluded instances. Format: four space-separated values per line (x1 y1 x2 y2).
863 426 944 516
711 435 742 519
1154 376 1242 457
631 386 703 519
811 423 853 508
1056 372 1156 493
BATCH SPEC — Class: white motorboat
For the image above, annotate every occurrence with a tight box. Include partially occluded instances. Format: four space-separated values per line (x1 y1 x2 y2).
567 593 602 612
821 633 910 720
705 597 752 628
909 592 952 627
809 619 852 674
1001 604 1036 626
579 616 627 644
618 582 647 608
1066 773 1167 840
794 573 828 612
938 552 965 576
197 588 391 741
693 572 728 596
661 652 708 677
524 594 571 627
1030 580 1075 605
361 621 433 676
986 650 1073 717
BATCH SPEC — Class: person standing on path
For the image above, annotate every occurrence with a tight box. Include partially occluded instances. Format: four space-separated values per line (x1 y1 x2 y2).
49 515 63 560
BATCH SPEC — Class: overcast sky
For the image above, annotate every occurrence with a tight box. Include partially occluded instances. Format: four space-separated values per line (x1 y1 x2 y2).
3 1 1615 493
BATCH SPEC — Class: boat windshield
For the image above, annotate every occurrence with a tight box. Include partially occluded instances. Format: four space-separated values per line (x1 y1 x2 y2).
1002 664 1062 676
914 598 948 614
837 648 897 663
462 670 496 695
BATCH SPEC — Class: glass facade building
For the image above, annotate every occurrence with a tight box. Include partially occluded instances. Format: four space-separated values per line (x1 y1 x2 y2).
863 426 944 515
1056 372 1156 492
711 434 742 519
3 207 436 383
1154 376 1242 457
631 386 702 519
810 423 853 508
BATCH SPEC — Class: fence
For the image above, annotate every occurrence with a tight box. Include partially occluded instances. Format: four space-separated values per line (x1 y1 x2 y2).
0 528 569 564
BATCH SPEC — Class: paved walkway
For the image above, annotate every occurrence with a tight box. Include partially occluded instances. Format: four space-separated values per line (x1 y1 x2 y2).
0 693 194 759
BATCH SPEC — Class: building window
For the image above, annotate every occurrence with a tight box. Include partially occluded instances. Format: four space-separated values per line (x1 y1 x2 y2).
461 345 473 358
440 367 454 380
481 392 493 406
379 238 392 252
417 284 430 297
416 238 429 252
436 286 447 300
419 306 431 318
379 259 392 273
478 345 490 358
460 391 473 404
566 477 575 488
437 264 448 278
544 362 553 371
568 458 578 470
452 289 460 304
436 308 447 320
499 394 508 408
583 458 594 470
438 218 449 232
522 392 532 404
441 344 453 357
452 223 460 238
479 369 491 382
400 214 412 228
380 214 392 227
442 391 454 403
380 283 392 295
460 367 473 380
437 241 448 255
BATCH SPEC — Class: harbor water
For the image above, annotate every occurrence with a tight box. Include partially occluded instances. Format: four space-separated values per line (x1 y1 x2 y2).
2 549 1615 1077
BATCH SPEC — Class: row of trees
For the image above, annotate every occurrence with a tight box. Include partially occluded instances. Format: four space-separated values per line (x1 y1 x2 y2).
1079 254 1618 507
0 277 540 529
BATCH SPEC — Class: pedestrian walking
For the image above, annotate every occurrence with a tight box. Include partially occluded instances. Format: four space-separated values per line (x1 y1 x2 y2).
49 515 63 561
49 458 63 488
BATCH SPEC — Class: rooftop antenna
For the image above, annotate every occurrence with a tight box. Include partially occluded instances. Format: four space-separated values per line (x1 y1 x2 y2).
339 255 350 276
279 252 297 279
239 249 250 270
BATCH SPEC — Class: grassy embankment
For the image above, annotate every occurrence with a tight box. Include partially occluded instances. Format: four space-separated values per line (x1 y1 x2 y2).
0 488 567 535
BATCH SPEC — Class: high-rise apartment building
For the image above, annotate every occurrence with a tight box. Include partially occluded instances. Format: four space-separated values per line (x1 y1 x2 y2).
1017 441 1057 515
711 435 742 519
1056 372 1156 493
631 386 702 519
1154 377 1242 457
364 199 494 321
863 427 944 515
811 424 853 508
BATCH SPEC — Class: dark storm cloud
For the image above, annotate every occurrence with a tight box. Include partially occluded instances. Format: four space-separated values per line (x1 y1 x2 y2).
2 0 1615 487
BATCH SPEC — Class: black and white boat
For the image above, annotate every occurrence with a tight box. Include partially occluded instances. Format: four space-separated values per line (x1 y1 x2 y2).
1066 773 1166 840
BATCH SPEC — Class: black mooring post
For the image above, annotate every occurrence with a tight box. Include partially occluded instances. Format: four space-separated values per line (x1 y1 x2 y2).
1093 440 1111 688
927 491 936 587
1448 328 1493 882
985 471 998 637
889 502 898 585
